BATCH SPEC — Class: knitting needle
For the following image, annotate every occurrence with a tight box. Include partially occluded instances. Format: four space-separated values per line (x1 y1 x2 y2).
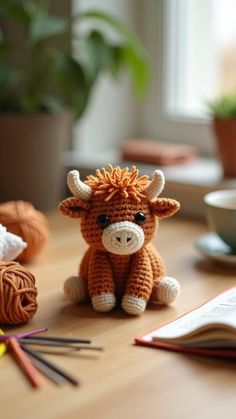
19 339 82 349
15 328 48 339
21 344 80 387
23 336 91 344
26 353 66 386
8 337 43 388
19 338 104 351
0 327 48 343
71 345 104 351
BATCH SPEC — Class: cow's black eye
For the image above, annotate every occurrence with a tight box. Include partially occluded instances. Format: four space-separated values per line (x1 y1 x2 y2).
135 212 146 225
96 214 110 229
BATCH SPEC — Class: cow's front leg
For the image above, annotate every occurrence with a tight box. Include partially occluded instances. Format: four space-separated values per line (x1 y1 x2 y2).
88 251 116 312
122 249 153 315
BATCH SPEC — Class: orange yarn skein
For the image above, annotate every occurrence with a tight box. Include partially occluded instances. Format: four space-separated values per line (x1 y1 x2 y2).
0 261 38 325
0 201 48 262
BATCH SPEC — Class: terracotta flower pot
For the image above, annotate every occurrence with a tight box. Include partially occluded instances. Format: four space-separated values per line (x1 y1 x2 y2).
213 118 236 177
0 112 71 211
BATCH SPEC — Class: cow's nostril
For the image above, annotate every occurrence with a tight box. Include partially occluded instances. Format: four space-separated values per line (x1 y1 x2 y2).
116 237 121 242
127 237 131 242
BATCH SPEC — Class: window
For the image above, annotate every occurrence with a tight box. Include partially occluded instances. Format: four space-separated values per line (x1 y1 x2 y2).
72 1 236 157
141 0 236 154
165 0 236 119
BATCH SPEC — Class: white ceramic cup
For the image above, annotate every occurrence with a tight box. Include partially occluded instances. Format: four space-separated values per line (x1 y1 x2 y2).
204 189 236 250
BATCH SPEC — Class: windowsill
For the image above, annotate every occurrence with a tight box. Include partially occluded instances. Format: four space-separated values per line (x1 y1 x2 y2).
63 150 236 219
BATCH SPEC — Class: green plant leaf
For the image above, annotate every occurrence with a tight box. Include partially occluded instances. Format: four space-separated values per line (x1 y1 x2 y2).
0 41 11 60
0 5 149 116
53 52 90 118
106 45 124 77
207 93 236 118
0 64 20 88
81 32 126 79
122 44 149 96
41 94 64 113
0 4 10 18
0 64 21 111
0 2 32 26
29 12 68 43
19 95 39 113
79 30 113 80
75 10 149 95
75 10 140 48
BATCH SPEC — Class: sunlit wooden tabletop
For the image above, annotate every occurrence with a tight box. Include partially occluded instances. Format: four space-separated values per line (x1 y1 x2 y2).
1 211 236 419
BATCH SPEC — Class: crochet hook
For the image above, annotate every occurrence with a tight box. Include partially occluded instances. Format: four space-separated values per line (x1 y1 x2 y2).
26 353 66 386
22 336 91 344
21 344 80 386
8 337 43 388
19 338 104 351
0 327 48 343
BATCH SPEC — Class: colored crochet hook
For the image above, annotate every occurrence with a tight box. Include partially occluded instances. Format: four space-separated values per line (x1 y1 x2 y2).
0 327 48 343
22 335 91 344
0 328 47 388
0 329 7 357
22 345 80 386
19 338 104 351
8 337 43 388
26 352 66 386
1 328 103 388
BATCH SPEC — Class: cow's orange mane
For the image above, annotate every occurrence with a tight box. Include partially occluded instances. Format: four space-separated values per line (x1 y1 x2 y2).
85 164 149 202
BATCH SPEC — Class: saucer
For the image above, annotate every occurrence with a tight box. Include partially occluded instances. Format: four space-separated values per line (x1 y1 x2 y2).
195 232 236 266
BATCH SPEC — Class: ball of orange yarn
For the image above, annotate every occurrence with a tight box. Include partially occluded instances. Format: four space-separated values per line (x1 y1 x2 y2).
0 201 48 262
0 261 38 325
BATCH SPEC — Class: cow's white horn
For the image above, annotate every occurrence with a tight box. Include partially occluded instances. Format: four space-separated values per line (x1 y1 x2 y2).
67 170 93 201
143 170 165 200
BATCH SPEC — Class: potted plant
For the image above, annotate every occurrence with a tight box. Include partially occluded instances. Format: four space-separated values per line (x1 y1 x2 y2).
208 92 236 178
0 1 148 210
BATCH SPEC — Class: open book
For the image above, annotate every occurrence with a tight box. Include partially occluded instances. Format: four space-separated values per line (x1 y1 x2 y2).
135 287 236 358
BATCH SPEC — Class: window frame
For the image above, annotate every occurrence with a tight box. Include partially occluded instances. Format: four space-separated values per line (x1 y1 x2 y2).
139 0 215 155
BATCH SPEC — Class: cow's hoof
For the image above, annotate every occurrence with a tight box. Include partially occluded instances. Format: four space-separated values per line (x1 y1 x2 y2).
64 276 87 303
156 277 180 304
92 293 116 312
122 295 146 315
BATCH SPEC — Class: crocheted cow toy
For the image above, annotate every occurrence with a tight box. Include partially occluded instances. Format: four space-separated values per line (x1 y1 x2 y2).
59 165 180 315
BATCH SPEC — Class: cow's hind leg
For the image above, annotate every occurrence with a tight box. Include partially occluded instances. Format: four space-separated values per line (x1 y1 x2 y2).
147 244 180 304
64 248 90 304
64 276 88 303
152 277 180 304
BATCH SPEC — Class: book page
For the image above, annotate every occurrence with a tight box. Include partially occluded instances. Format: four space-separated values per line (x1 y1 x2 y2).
146 287 236 342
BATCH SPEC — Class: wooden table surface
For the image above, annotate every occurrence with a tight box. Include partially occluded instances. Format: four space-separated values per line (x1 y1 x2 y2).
1 212 236 419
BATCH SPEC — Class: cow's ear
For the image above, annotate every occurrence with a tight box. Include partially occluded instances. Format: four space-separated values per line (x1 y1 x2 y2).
59 197 90 218
150 198 180 219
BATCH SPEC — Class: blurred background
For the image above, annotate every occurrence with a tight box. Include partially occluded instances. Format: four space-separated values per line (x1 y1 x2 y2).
1 0 236 214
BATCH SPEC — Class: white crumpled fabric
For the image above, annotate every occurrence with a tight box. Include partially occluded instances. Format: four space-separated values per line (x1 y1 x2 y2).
0 224 27 261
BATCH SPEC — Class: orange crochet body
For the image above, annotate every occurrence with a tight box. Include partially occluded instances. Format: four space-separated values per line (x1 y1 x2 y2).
79 243 165 301
59 165 180 315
